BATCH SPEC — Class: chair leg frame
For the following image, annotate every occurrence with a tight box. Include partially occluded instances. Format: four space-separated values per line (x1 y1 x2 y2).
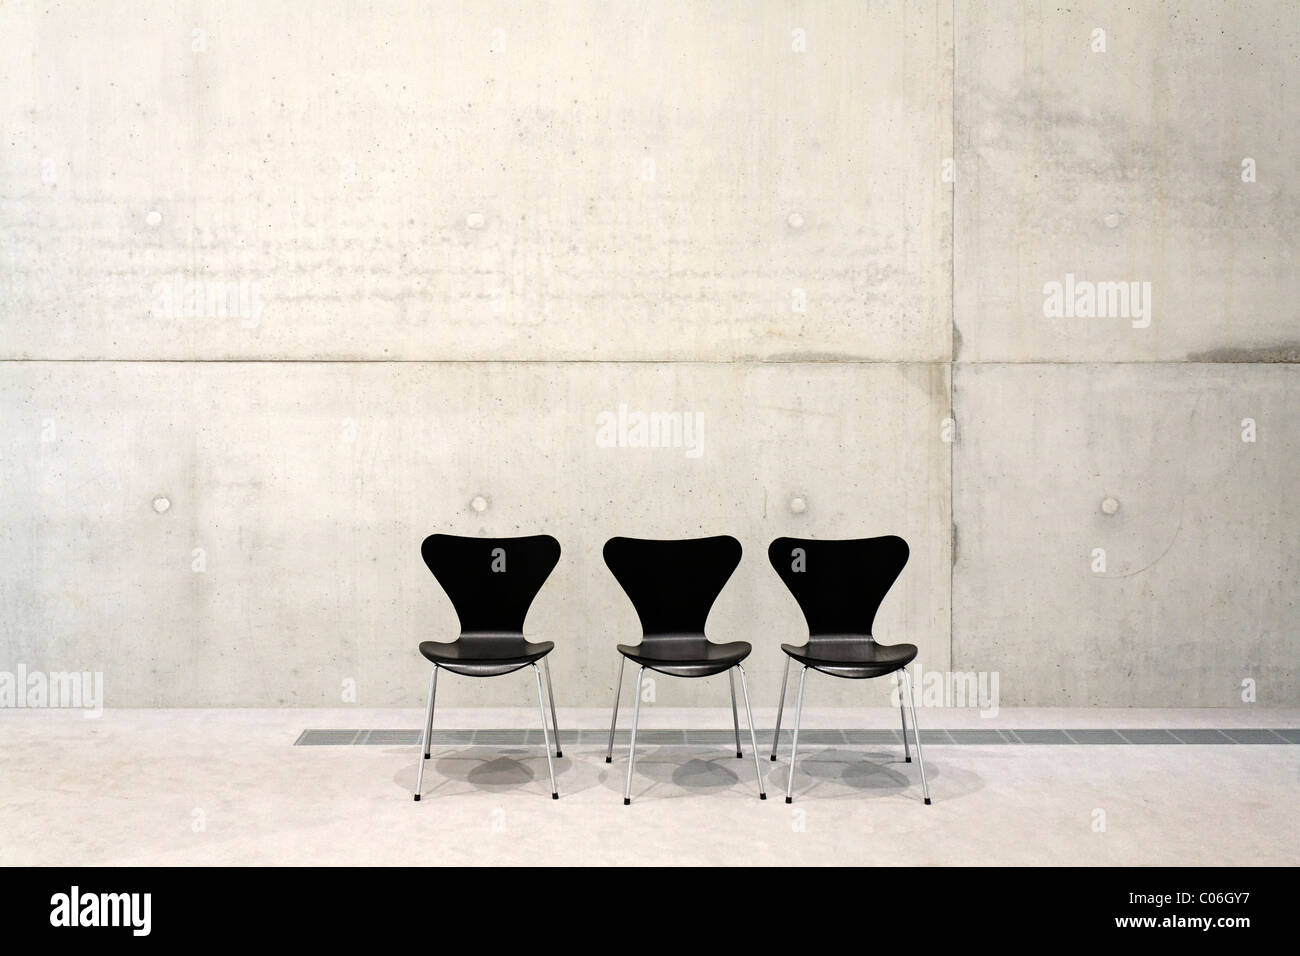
530 662 559 799
900 677 912 763
623 665 646 805
770 655 791 761
413 664 439 801
784 665 809 803
781 663 933 805
734 664 767 800
412 660 561 802
543 656 562 758
901 665 932 805
411 653 928 807
728 669 742 758
618 661 767 805
605 655 626 763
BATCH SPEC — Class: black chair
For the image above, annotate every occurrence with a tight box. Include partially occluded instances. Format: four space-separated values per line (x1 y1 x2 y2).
413 533 563 801
768 535 931 804
603 536 766 804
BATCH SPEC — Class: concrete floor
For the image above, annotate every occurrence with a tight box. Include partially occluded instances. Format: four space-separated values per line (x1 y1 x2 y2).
2 708 1296 866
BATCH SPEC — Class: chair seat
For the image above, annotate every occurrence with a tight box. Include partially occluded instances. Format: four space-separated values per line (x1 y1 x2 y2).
616 638 751 678
780 638 917 678
419 634 555 677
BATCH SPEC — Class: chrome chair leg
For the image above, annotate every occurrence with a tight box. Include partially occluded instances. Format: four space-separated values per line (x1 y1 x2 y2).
901 665 932 805
735 665 767 800
624 665 645 805
605 655 626 764
543 656 562 758
422 665 439 760
899 674 912 763
771 655 790 761
413 665 438 801
729 668 742 758
784 665 808 804
530 663 559 800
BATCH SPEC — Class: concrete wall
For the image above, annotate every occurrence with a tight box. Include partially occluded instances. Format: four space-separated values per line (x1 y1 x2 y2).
951 0 1298 706
1 1 1294 708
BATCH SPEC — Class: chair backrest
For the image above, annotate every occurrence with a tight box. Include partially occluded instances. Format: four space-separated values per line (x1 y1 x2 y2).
602 536 742 638
767 536 909 640
421 534 561 636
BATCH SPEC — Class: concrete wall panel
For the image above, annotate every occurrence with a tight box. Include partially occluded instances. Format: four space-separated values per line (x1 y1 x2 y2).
955 1 1299 362
952 363 1297 705
1 0 952 362
0 361 950 707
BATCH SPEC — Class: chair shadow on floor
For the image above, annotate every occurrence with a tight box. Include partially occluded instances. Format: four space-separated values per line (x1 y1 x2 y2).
393 744 759 801
602 745 936 803
792 747 915 798
391 744 983 803
392 746 575 799
628 751 745 795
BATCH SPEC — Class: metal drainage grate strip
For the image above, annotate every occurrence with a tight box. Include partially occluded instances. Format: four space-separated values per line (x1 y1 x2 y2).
293 728 1300 747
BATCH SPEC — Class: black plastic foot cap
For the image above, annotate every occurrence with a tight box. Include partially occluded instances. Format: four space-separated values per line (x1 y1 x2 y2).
412 794 420 801
785 796 792 804
760 793 767 800
736 751 743 758
623 797 630 806
556 751 563 758
424 753 430 759
924 797 932 805
769 754 777 761
906 756 912 763
605 756 612 764
552 792 559 800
